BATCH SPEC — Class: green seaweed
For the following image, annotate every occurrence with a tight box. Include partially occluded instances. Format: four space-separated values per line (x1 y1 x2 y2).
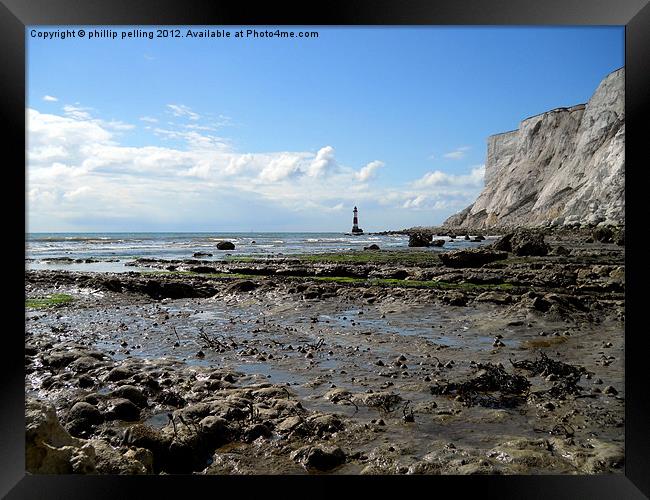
139 268 514 290
26 293 74 309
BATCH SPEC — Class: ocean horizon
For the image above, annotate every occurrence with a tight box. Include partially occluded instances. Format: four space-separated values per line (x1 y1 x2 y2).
25 231 494 273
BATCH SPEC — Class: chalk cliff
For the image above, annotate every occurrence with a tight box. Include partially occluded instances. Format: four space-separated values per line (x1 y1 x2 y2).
445 68 624 229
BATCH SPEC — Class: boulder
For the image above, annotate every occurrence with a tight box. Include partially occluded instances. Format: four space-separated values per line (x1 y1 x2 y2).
199 416 230 442
493 230 549 256
106 398 141 421
109 385 148 408
431 239 445 247
193 252 213 257
122 424 170 457
216 241 235 250
68 356 108 373
408 233 432 247
26 397 96 474
439 248 508 268
65 402 103 436
364 244 380 250
106 366 135 382
291 445 346 471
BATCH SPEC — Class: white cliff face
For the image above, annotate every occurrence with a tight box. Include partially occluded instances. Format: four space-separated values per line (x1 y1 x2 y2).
445 67 624 228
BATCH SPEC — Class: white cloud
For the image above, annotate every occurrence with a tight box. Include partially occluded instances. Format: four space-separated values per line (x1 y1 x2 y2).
443 146 471 160
27 104 484 230
355 160 384 182
403 194 427 209
140 116 158 123
413 165 485 188
259 154 304 182
63 186 93 200
166 104 200 120
63 105 93 120
307 146 337 177
43 95 58 102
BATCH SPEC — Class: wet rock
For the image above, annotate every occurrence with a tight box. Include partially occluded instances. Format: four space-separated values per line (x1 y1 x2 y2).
308 413 344 435
65 402 103 437
122 424 169 457
199 416 230 441
439 248 508 268
324 388 351 404
110 385 148 408
493 230 549 256
431 239 445 247
302 286 323 300
441 291 468 306
476 291 512 305
276 415 303 433
107 366 135 382
408 233 432 247
216 241 235 250
364 244 380 250
291 445 346 471
243 423 272 442
356 392 403 412
68 356 108 373
191 266 217 274
604 385 618 395
42 348 104 369
193 252 213 257
78 375 95 388
106 398 141 421
225 280 259 293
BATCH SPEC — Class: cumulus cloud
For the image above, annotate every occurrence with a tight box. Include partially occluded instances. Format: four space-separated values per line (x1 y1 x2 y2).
355 160 384 182
27 104 484 230
443 146 471 160
259 154 304 182
307 146 337 177
140 116 158 123
43 95 58 102
413 165 485 188
166 104 200 120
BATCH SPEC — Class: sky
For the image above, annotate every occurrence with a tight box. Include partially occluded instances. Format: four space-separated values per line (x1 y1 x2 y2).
26 26 624 232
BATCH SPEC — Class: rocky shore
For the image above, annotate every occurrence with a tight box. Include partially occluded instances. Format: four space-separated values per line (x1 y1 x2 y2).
25 230 624 475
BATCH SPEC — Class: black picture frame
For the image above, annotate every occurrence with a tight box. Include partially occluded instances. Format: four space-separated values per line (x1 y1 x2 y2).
3 0 649 497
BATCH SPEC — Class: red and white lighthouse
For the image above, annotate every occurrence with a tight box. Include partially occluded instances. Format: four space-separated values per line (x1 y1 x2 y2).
351 206 364 235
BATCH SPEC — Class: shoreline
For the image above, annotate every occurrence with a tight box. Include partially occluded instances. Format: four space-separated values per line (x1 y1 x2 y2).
25 232 625 475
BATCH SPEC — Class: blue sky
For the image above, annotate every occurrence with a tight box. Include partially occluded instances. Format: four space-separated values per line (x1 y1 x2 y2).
27 26 623 232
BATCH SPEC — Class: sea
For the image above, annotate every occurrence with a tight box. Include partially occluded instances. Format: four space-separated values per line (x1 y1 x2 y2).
25 232 495 273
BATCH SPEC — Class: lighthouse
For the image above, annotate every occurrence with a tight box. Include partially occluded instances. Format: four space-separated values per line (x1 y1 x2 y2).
351 206 364 235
